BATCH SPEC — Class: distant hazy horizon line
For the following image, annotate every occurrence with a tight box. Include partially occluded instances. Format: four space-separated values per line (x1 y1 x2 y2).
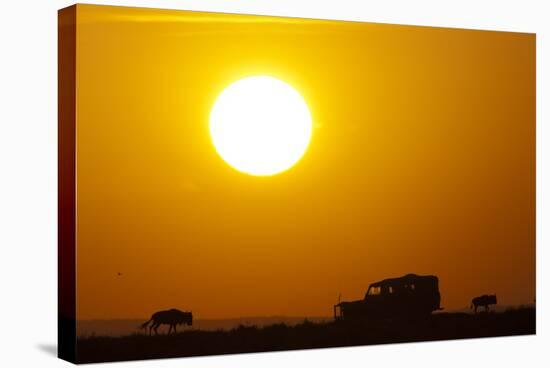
78 315 333 322
78 303 536 322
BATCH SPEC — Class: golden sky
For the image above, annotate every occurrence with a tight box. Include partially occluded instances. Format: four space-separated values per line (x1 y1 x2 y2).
74 4 535 320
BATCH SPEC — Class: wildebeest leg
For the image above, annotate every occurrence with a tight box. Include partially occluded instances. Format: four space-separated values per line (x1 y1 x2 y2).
174 324 177 333
474 305 478 313
153 323 160 335
149 324 153 336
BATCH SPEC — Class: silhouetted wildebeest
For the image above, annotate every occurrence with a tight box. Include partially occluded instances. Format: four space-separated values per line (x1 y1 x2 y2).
471 294 497 313
140 309 193 335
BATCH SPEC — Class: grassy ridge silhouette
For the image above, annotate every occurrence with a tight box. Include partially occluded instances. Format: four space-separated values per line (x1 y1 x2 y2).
76 307 535 363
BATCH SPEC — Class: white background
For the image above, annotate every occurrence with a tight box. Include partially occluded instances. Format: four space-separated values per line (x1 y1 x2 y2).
0 0 547 367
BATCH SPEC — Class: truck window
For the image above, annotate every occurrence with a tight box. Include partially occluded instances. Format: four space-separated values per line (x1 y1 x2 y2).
368 286 381 296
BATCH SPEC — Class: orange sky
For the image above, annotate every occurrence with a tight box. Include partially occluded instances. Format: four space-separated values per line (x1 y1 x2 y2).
74 5 535 320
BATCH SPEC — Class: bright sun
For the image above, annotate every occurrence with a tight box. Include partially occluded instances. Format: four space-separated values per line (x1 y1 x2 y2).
210 76 312 176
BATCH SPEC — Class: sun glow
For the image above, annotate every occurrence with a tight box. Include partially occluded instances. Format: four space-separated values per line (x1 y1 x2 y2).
210 76 312 176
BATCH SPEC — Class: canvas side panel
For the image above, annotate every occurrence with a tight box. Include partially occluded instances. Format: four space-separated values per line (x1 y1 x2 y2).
58 4 77 364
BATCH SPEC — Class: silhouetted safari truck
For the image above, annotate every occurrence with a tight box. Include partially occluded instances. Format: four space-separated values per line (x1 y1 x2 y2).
334 274 441 321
